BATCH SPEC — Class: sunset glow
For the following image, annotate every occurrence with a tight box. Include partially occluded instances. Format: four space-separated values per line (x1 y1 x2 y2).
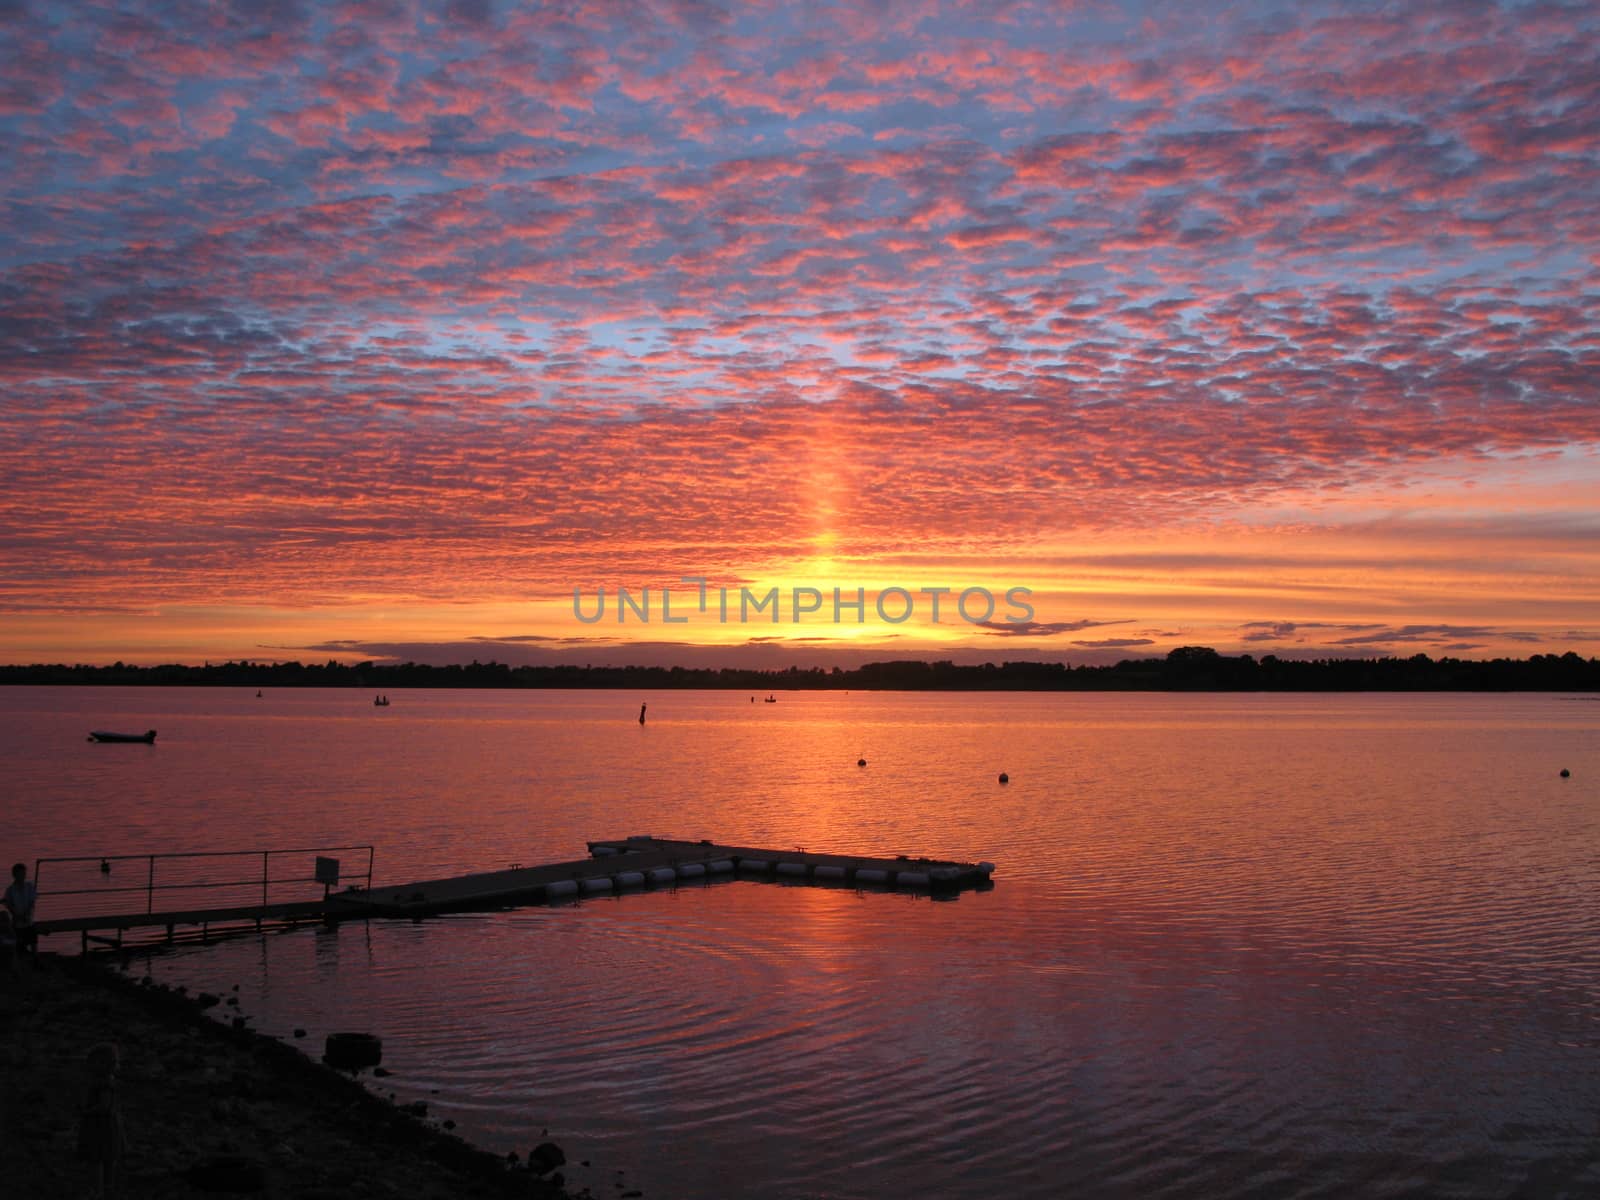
2 0 1597 667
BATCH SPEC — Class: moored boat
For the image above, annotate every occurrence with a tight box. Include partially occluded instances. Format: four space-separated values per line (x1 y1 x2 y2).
88 729 157 743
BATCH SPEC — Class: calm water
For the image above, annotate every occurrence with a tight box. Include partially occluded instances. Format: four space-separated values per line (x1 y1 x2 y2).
4 687 1600 1199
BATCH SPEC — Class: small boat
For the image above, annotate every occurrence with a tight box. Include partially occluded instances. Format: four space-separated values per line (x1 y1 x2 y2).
374 695 390 707
88 729 157 743
764 694 777 703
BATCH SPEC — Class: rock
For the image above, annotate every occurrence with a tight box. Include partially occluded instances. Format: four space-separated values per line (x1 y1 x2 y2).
197 993 222 1009
322 1032 383 1070
529 1142 566 1175
185 1153 267 1192
293 1028 307 1039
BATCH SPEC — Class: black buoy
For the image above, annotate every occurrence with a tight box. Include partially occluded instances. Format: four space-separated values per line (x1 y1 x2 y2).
99 858 111 874
1560 768 1570 778
639 703 647 725
998 772 1009 784
858 758 867 767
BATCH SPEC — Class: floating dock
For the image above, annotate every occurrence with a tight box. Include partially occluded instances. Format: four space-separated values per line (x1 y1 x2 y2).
35 837 996 948
332 836 995 917
37 897 335 948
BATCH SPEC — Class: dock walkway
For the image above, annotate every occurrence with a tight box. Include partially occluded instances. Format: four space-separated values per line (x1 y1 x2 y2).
36 837 996 948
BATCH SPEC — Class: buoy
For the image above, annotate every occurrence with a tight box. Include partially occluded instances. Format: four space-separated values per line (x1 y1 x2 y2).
1560 768 1570 778
857 757 867 767
998 772 1009 784
639 703 646 725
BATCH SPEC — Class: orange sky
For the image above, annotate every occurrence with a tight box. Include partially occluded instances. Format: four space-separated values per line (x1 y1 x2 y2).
2 2 1597 668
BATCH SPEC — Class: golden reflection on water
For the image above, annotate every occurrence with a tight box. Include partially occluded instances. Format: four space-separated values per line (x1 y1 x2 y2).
4 688 1599 1198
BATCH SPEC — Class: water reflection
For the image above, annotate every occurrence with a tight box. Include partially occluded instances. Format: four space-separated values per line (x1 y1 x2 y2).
3 689 1598 1198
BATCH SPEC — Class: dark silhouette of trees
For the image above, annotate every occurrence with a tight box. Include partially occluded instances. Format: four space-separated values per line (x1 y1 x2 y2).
0 649 1595 691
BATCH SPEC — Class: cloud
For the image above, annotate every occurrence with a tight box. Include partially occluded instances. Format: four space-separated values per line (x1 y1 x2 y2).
1330 624 1543 647
0 0 1596 665
973 618 1132 637
1239 620 1386 642
291 636 1063 671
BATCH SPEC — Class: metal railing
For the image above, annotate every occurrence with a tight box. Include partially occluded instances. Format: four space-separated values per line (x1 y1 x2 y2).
33 844 375 919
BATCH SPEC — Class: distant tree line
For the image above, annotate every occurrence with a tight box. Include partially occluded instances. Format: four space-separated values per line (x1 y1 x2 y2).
1 647 1597 691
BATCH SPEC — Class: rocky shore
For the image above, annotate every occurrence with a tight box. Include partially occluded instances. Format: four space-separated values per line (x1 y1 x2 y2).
0 954 580 1199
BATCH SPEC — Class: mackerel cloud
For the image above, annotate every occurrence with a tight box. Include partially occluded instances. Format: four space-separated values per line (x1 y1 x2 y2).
1 0 1597 615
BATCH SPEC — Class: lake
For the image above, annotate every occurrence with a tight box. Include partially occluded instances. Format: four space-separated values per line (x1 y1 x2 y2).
4 687 1599 1198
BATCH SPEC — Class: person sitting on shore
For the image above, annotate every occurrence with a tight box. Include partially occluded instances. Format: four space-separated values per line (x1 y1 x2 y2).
78 1041 126 1198
3 862 37 962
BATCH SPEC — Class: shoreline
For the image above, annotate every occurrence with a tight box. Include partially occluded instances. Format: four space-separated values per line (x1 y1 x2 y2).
0 954 580 1198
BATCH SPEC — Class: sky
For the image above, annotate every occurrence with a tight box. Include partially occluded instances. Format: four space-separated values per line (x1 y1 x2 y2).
1 0 1597 669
